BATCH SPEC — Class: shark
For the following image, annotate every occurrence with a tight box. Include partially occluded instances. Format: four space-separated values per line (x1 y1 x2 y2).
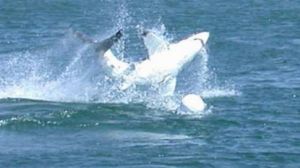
74 29 209 97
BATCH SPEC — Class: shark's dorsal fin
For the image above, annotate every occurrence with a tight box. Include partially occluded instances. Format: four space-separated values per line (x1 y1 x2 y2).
142 30 169 57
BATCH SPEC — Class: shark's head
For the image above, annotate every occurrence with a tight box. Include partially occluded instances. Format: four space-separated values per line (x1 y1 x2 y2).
188 32 210 44
171 31 209 55
182 31 209 51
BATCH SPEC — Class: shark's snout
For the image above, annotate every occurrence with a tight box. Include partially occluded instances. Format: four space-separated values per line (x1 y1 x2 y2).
192 32 210 44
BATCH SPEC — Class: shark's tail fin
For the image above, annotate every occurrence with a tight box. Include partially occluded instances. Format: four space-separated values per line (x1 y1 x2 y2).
95 30 122 53
73 30 123 54
73 31 96 44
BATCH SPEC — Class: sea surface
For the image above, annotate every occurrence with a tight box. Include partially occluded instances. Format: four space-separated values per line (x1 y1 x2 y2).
0 0 299 167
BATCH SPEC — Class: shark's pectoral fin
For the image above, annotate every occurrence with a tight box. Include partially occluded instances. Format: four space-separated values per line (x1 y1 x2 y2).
159 77 177 96
103 50 130 77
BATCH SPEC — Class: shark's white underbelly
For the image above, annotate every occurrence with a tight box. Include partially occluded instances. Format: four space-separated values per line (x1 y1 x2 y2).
128 42 203 84
104 31 209 95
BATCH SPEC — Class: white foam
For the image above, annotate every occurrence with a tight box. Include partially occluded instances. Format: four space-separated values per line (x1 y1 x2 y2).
182 94 206 112
0 120 8 127
201 88 240 98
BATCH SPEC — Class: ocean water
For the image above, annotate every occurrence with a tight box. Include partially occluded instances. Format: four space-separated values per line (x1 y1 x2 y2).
0 0 299 167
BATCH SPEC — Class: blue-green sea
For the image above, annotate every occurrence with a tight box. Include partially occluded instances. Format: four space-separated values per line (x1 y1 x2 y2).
0 0 299 167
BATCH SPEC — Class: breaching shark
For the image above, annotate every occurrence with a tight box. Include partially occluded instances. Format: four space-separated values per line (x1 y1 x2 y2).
74 29 209 111
120 30 209 95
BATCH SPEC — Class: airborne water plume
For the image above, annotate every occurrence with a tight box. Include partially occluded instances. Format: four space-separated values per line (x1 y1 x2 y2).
0 25 237 113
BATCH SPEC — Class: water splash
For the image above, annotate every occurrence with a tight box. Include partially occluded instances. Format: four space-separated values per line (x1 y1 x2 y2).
0 24 238 114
